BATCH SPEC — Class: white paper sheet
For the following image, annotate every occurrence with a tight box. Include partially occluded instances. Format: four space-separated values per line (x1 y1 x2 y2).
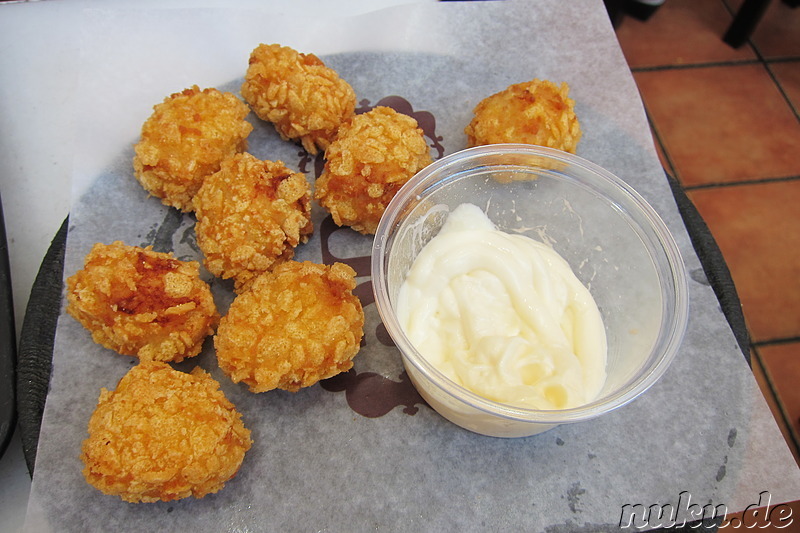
25 1 800 532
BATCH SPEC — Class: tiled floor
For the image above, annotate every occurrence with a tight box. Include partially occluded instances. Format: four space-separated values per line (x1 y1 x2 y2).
615 0 800 527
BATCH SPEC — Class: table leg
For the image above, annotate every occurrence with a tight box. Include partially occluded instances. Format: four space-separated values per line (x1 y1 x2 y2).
723 0 774 48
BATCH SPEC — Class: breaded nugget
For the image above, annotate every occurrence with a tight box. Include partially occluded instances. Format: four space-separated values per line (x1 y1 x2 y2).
464 79 582 154
133 85 253 212
241 43 356 154
215 261 364 393
193 153 313 293
314 106 432 235
66 241 219 363
81 361 252 503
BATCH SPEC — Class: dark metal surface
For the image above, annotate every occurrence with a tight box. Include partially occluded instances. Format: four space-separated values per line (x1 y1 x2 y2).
16 217 67 474
667 175 751 363
0 193 17 460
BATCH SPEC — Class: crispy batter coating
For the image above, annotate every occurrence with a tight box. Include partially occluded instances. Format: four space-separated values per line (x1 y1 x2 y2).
215 261 365 393
66 242 219 363
193 153 313 294
241 43 356 155
464 79 582 154
81 361 252 503
133 85 253 212
314 106 433 235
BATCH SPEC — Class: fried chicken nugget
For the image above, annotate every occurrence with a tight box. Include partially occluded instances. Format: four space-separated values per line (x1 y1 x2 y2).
241 43 356 154
314 106 433 235
66 242 219 363
215 261 364 393
193 152 313 293
464 79 582 154
133 85 253 212
81 361 252 503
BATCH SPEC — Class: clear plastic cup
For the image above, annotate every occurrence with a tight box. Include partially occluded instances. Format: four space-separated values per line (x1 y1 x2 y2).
371 144 689 437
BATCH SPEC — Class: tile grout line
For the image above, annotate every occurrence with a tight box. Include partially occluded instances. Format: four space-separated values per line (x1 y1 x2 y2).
752 347 800 462
633 59 800 122
765 62 800 121
683 175 800 191
738 12 800 123
752 336 800 347
719 0 736 17
764 57 800 65
631 59 763 73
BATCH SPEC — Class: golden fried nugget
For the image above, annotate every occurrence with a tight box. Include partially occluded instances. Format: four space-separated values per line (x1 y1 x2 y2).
314 106 432 235
215 261 364 393
81 361 252 503
241 43 356 154
66 242 219 363
464 79 582 154
193 153 313 293
133 85 253 212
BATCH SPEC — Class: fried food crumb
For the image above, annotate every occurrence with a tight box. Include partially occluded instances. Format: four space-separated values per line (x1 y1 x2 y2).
66 242 219 363
314 106 432 235
81 361 252 503
133 85 253 212
193 152 313 293
464 79 581 154
215 261 364 393
241 43 356 155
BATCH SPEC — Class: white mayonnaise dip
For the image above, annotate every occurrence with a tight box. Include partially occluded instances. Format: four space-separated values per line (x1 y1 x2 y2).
396 203 606 410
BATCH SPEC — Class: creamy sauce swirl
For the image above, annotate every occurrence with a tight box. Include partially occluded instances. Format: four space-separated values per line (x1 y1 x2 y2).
397 203 606 410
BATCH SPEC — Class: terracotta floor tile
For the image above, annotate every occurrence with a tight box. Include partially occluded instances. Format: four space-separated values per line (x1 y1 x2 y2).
687 181 800 342
615 0 757 68
726 0 800 59
770 60 800 115
752 349 800 465
758 342 800 452
635 65 800 186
